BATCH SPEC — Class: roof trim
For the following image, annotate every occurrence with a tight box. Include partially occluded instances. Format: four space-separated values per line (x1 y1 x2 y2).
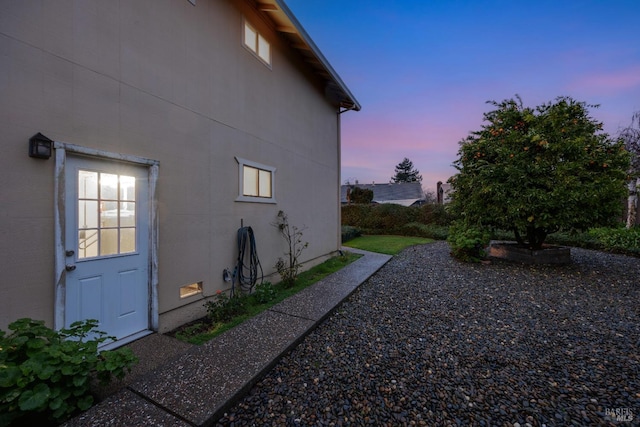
256 0 361 111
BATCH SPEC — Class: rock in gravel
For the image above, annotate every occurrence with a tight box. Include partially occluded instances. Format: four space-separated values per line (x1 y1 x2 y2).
216 242 640 426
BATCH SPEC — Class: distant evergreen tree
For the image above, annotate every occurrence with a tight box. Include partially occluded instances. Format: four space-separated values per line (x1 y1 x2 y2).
392 158 422 183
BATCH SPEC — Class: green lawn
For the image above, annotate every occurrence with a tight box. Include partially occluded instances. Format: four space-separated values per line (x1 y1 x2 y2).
343 235 434 255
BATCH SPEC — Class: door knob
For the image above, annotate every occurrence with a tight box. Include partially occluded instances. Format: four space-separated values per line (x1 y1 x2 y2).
65 264 76 272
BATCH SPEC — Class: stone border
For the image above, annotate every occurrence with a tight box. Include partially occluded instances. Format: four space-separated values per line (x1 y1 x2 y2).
489 242 572 265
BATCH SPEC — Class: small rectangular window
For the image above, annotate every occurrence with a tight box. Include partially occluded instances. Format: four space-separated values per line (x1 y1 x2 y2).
180 282 203 298
236 157 276 203
243 165 259 197
244 23 257 52
258 169 271 197
257 34 270 63
242 165 272 198
243 19 271 66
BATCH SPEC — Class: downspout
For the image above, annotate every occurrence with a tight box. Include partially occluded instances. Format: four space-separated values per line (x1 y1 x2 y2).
337 109 343 250
337 107 353 250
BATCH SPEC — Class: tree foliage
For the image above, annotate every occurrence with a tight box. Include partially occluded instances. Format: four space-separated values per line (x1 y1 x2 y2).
348 186 374 204
449 96 630 249
392 157 422 183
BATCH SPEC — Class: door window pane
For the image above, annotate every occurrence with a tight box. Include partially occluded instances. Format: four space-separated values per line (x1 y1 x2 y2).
79 200 99 229
120 176 135 201
79 171 98 198
78 170 137 259
100 229 118 256
120 228 136 253
79 229 98 258
101 201 118 227
100 173 118 200
120 202 136 227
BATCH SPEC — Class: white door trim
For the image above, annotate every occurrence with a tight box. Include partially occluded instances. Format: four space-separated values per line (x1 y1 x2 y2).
53 142 159 334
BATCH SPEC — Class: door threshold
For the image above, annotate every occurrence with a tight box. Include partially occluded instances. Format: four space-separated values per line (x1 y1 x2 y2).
99 330 154 351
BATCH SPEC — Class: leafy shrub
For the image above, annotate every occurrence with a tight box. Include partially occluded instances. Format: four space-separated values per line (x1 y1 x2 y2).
205 291 248 323
341 204 369 228
545 230 601 250
416 204 454 226
273 210 308 288
424 224 450 240
588 226 640 254
396 222 425 237
251 282 276 304
367 204 419 230
349 187 374 204
399 222 449 240
447 221 491 262
341 226 361 243
342 203 453 238
0 318 137 426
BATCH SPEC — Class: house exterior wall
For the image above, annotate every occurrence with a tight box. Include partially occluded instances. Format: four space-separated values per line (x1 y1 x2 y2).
0 0 343 333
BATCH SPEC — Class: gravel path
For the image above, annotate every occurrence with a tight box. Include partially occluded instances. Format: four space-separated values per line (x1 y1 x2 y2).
217 242 640 426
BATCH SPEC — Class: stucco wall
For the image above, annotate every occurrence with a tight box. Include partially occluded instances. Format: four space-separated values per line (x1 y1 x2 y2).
0 0 343 333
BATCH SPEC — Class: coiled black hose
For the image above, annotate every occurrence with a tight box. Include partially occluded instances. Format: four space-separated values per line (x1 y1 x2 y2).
231 226 263 296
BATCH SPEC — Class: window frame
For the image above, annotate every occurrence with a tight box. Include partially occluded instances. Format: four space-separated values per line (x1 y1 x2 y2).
235 157 276 204
243 18 272 67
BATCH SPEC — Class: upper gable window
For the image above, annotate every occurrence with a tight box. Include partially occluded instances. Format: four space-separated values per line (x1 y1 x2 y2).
243 19 271 66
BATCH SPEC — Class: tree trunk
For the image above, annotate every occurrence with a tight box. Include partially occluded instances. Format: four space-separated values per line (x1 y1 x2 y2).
513 228 525 246
514 227 546 249
526 226 547 250
627 177 639 229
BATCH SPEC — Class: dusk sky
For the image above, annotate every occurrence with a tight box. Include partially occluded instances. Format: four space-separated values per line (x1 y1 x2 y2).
285 0 640 192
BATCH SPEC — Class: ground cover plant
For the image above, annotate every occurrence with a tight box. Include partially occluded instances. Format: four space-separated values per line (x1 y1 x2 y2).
0 319 137 426
449 95 630 250
173 251 361 345
447 221 491 262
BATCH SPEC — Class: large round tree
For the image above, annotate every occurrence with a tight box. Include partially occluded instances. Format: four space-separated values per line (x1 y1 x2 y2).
449 96 630 250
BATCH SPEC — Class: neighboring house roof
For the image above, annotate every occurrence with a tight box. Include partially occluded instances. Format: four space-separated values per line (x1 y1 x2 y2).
254 0 361 111
341 182 425 206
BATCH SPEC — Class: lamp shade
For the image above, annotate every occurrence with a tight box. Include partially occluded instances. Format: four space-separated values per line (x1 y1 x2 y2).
29 132 53 159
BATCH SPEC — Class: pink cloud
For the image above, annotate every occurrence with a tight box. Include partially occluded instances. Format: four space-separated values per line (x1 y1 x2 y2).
569 65 640 95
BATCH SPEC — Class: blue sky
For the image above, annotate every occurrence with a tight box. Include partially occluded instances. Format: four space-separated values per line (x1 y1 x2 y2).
285 0 640 191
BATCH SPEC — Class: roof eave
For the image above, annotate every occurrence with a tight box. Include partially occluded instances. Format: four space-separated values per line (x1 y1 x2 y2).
257 0 361 111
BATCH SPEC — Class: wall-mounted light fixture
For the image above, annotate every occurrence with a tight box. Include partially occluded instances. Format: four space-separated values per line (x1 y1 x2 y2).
28 132 53 159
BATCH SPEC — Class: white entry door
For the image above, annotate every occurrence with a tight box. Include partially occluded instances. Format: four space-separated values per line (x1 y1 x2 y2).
64 155 150 343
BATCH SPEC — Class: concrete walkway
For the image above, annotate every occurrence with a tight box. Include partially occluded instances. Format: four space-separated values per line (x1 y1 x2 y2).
63 248 391 426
